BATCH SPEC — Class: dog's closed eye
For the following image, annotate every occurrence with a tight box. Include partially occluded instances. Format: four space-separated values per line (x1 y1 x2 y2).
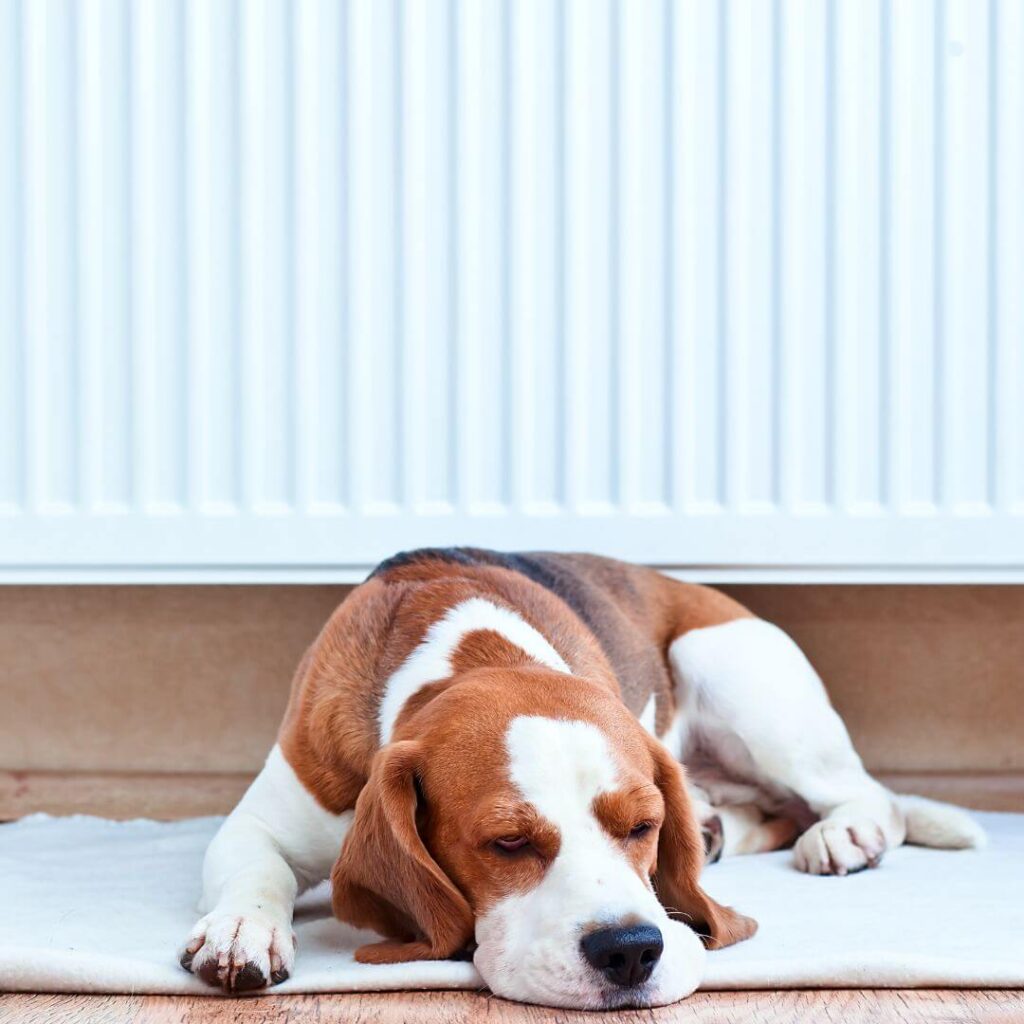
493 835 530 853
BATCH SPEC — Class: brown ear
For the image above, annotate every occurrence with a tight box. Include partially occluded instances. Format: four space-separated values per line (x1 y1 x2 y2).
646 736 757 949
331 741 474 963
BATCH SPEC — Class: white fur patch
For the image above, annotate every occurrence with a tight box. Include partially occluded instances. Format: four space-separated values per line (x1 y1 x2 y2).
472 716 705 1009
638 694 657 736
506 715 619 817
378 598 570 744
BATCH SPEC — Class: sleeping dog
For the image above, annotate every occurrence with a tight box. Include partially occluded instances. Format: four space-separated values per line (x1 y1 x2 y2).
180 548 983 1008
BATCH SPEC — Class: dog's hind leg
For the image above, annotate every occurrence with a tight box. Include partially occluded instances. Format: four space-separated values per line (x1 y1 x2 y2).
669 617 983 875
670 617 906 876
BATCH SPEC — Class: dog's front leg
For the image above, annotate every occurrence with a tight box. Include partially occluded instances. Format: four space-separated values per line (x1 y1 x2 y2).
180 745 353 992
181 812 298 991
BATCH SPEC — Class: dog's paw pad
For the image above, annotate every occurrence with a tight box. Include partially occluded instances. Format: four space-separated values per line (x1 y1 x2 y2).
180 912 294 993
233 961 270 992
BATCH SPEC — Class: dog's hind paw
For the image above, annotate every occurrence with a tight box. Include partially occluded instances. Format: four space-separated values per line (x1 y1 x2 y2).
793 817 887 876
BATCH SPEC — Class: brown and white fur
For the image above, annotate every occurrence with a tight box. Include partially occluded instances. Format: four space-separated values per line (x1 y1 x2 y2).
180 549 984 1008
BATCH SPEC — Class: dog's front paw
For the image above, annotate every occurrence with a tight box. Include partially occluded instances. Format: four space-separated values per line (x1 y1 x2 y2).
180 910 295 992
793 817 886 876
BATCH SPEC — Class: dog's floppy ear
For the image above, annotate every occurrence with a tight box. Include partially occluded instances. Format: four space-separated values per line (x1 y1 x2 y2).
331 740 474 963
646 735 757 949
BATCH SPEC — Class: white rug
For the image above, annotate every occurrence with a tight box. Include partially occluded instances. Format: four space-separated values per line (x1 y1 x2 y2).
0 811 1021 995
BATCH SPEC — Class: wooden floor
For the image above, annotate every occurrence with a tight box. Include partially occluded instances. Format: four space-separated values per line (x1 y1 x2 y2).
1 990 1021 1024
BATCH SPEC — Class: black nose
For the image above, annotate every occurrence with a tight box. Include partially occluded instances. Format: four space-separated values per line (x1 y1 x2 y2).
580 923 664 988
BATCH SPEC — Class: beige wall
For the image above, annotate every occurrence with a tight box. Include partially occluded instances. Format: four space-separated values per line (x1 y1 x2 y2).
0 585 343 774
1 584 1021 790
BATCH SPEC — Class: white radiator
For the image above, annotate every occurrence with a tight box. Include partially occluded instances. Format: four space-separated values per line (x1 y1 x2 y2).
1 0 1022 582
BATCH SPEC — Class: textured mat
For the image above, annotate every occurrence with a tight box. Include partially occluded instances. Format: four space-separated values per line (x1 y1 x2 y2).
0 811 1020 994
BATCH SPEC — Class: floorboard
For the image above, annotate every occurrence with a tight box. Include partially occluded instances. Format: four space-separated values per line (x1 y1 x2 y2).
1 990 1021 1024
4 770 1022 822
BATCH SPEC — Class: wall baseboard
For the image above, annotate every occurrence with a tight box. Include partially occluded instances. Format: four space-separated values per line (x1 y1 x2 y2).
3 770 1022 823
879 772 1024 814
0 770 252 821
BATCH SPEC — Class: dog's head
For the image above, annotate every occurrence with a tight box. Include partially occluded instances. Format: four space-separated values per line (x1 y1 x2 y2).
331 668 755 1008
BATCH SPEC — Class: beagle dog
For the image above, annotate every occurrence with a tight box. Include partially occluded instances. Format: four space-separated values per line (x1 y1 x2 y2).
180 548 983 1008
